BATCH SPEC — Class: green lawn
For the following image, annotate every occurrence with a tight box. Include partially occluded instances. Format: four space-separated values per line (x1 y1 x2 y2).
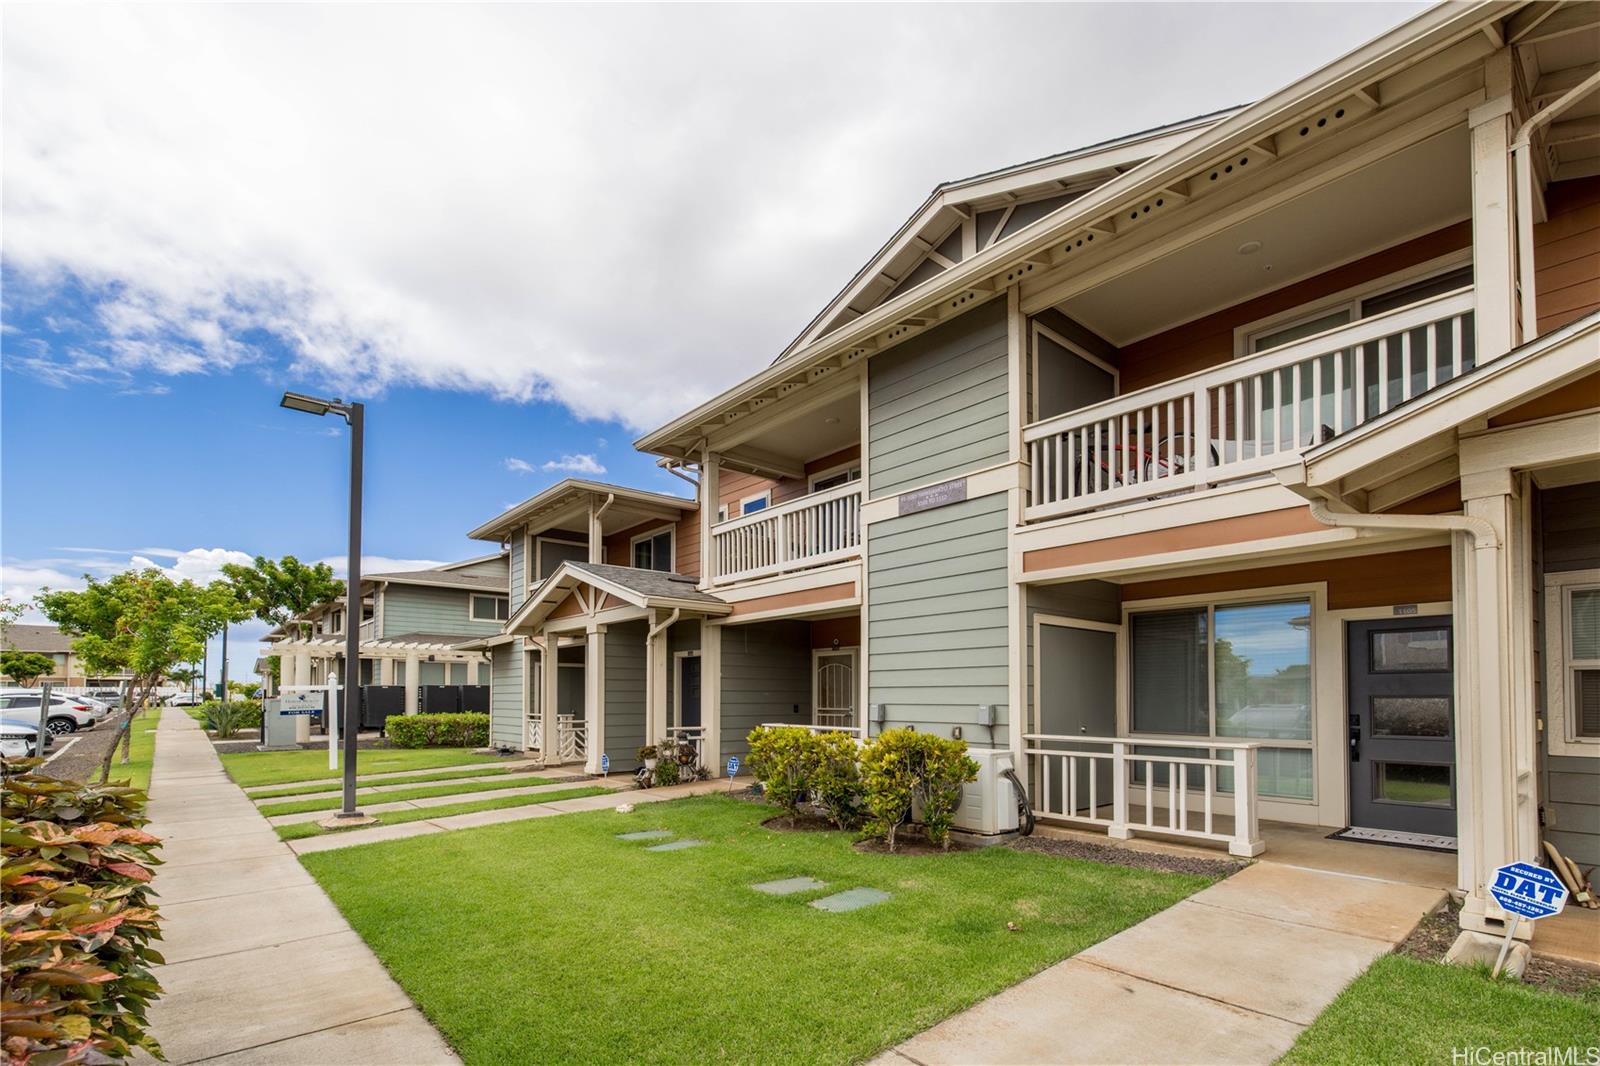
1282 954 1600 1064
246 764 521 799
257 773 558 816
103 708 163 792
221 746 503 788
276 785 611 841
302 796 1215 1065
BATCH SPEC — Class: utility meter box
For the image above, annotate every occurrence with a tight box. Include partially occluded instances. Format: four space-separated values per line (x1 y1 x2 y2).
952 748 1022 838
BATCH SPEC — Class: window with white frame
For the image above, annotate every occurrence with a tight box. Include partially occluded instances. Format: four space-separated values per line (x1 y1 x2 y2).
1241 264 1474 355
1129 598 1314 799
809 464 861 492
470 594 509 622
1546 571 1600 755
631 527 674 573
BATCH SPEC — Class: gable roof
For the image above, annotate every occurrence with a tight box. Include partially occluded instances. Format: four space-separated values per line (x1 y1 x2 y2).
635 0 1518 460
468 479 696 543
507 560 730 633
2 624 74 654
364 568 508 593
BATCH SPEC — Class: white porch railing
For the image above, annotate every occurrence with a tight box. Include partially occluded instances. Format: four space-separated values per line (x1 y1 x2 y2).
1022 734 1264 857
759 721 863 737
710 483 863 583
665 724 706 768
1024 290 1476 521
557 715 587 763
524 708 543 755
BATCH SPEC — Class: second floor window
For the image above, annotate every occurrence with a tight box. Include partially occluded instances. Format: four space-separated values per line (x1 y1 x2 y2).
471 595 509 622
632 528 674 572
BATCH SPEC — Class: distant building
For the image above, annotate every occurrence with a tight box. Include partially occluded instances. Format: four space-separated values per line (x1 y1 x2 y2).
0 624 134 687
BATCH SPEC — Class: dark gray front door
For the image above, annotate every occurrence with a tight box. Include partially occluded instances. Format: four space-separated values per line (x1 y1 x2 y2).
1347 617 1456 836
679 656 701 729
1037 620 1118 814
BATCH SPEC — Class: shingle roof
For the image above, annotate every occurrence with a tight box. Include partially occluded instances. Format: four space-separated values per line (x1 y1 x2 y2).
567 561 728 608
2 625 74 654
365 569 508 591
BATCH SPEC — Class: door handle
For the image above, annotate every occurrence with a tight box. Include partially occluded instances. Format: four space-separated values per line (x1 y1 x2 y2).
1349 714 1361 763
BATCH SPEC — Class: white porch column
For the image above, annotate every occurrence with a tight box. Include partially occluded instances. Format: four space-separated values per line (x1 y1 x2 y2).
1469 50 1517 359
584 624 606 775
646 611 669 746
703 623 722 772
588 502 604 565
1455 473 1538 936
700 449 720 589
541 634 560 762
403 651 420 716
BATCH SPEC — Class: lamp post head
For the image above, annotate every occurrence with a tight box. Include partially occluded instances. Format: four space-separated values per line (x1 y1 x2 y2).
280 391 355 422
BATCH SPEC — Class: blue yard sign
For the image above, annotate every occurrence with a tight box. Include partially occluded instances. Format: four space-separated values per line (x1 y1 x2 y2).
600 753 610 775
1486 861 1568 976
727 756 740 778
1489 861 1568 920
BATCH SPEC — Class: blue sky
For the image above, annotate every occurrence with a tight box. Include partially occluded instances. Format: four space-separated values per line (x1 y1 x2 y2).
0 3 1425 685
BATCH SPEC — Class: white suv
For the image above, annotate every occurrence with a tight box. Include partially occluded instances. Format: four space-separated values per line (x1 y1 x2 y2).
0 692 99 735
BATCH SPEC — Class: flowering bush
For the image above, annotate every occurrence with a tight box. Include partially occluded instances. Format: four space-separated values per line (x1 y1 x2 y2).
2 762 165 1064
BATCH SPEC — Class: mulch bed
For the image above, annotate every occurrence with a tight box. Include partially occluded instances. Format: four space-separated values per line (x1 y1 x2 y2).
853 834 980 856
36 712 135 785
1397 897 1600 1000
1009 834 1248 879
763 813 841 833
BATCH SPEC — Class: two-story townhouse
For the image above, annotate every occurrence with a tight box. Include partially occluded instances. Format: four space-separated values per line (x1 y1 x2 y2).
265 553 508 737
492 0 1589 946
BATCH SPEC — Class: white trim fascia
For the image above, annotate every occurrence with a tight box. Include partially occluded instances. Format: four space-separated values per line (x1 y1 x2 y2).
1013 481 1311 554
709 560 861 603
468 479 695 543
634 1 1512 457
1544 569 1600 758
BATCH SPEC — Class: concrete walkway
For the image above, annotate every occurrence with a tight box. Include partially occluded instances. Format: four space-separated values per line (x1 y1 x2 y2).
287 775 732 855
870 862 1446 1065
140 710 460 1066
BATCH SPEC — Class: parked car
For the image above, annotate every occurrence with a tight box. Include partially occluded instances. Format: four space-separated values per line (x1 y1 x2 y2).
83 688 125 710
0 716 53 756
163 692 206 707
0 693 98 735
60 693 113 720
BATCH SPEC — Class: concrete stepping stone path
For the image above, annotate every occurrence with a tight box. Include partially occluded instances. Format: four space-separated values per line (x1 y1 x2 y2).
811 887 891 912
617 830 673 841
752 876 828 896
645 838 706 852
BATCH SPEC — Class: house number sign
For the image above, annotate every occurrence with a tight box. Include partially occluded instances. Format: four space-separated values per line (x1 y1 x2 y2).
897 477 967 517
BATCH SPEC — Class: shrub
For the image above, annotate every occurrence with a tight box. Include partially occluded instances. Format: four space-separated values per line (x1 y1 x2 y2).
859 729 919 851
386 713 489 749
916 736 980 850
1 762 165 1063
652 758 680 788
746 726 819 822
200 699 261 739
811 730 865 830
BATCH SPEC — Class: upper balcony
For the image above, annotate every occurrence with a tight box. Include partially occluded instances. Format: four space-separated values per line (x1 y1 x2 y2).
707 479 863 583
1023 288 1475 522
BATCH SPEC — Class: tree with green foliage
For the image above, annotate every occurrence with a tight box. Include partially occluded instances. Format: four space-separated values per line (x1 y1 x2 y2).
227 680 262 700
37 570 250 780
221 555 344 638
0 649 57 687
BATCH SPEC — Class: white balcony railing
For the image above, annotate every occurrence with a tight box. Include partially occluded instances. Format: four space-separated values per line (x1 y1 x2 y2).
710 482 863 583
1024 290 1476 521
1023 734 1264 857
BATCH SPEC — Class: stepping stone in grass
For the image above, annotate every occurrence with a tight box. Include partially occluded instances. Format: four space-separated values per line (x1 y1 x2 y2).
752 876 828 896
810 888 891 913
617 830 673 841
645 838 706 852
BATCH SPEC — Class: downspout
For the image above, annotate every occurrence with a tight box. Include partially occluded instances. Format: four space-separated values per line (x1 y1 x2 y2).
1304 499 1498 550
1511 70 1600 342
595 492 616 521
657 457 699 489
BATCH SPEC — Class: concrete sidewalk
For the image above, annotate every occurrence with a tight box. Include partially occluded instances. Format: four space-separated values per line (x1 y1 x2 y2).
140 710 459 1066
870 862 1446 1065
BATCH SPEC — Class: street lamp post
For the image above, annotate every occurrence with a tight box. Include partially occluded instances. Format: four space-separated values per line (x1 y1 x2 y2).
280 391 369 824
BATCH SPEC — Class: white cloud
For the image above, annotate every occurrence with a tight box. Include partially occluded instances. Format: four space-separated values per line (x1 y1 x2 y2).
503 457 536 475
317 555 448 579
2 4 1423 430
0 546 253 622
541 454 605 476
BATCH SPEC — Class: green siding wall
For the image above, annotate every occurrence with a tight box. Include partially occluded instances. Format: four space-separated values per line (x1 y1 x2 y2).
509 539 526 611
868 493 1009 747
1539 483 1600 865
719 621 811 764
490 639 523 749
867 299 1009 497
452 556 510 581
604 622 647 771
381 585 502 639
